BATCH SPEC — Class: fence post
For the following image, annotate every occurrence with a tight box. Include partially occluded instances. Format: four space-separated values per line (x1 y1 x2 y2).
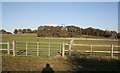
59 43 62 55
7 42 10 55
26 42 28 56
48 42 50 57
69 43 71 56
37 42 39 56
90 45 93 56
69 39 74 56
62 42 65 57
13 41 16 56
111 44 113 58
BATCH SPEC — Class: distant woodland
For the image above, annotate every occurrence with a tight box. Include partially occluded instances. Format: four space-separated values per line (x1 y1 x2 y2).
1 25 120 38
37 26 120 38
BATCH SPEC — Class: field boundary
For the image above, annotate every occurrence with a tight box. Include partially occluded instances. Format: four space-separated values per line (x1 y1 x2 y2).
65 43 120 58
1 41 120 58
0 42 12 55
16 41 62 57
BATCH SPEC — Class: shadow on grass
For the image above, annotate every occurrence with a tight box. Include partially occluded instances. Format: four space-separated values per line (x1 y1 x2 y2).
1 53 120 73
66 53 120 72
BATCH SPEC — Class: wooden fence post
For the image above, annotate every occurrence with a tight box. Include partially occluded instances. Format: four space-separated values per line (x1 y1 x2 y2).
48 42 50 57
69 43 72 56
26 42 28 56
90 45 93 56
7 42 10 55
13 41 16 56
68 39 74 56
59 43 62 55
111 44 113 58
62 42 65 57
37 42 39 56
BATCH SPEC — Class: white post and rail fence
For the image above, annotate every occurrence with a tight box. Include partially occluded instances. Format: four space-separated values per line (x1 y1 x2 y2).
0 41 16 56
65 43 120 58
0 41 120 58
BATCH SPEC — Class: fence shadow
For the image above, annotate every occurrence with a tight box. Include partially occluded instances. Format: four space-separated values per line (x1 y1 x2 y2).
66 53 120 73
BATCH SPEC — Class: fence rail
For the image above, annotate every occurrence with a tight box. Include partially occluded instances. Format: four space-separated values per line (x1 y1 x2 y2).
72 44 111 47
0 42 12 55
65 50 120 53
16 41 62 57
65 43 120 58
1 41 120 58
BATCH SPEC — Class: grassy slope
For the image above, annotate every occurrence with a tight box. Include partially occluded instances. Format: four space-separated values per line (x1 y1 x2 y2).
2 34 119 50
2 34 119 45
2 56 69 71
2 34 70 43
2 34 120 71
2 34 119 56
2 56 120 71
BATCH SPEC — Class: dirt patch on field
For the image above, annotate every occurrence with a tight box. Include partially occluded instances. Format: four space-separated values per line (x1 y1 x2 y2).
46 37 118 41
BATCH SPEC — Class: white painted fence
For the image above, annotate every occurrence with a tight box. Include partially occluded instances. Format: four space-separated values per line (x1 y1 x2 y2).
0 41 16 56
16 41 62 57
1 41 120 58
65 43 120 58
0 41 62 57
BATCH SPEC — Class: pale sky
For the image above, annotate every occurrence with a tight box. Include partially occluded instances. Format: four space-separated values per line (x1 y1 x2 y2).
1 0 119 33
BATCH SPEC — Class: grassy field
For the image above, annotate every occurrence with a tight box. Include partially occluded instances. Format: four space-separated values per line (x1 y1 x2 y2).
1 34 120 56
1 34 120 71
2 34 70 43
2 34 119 56
1 34 107 42
2 34 119 46
2 56 120 72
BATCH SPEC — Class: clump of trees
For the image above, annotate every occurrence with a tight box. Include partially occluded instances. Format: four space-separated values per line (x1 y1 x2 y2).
37 26 120 38
0 29 12 34
37 26 82 37
4 25 120 39
13 29 37 34
81 27 118 38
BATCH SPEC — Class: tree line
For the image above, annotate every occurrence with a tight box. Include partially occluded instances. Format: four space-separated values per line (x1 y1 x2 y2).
0 29 12 34
0 29 37 34
37 26 82 38
1 25 120 38
13 29 37 34
37 26 120 38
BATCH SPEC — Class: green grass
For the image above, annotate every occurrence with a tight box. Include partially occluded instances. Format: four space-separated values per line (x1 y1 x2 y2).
2 56 69 71
79 35 107 38
1 34 119 57
2 34 119 44
2 34 70 43
2 56 120 71
2 34 69 57
1 34 120 71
